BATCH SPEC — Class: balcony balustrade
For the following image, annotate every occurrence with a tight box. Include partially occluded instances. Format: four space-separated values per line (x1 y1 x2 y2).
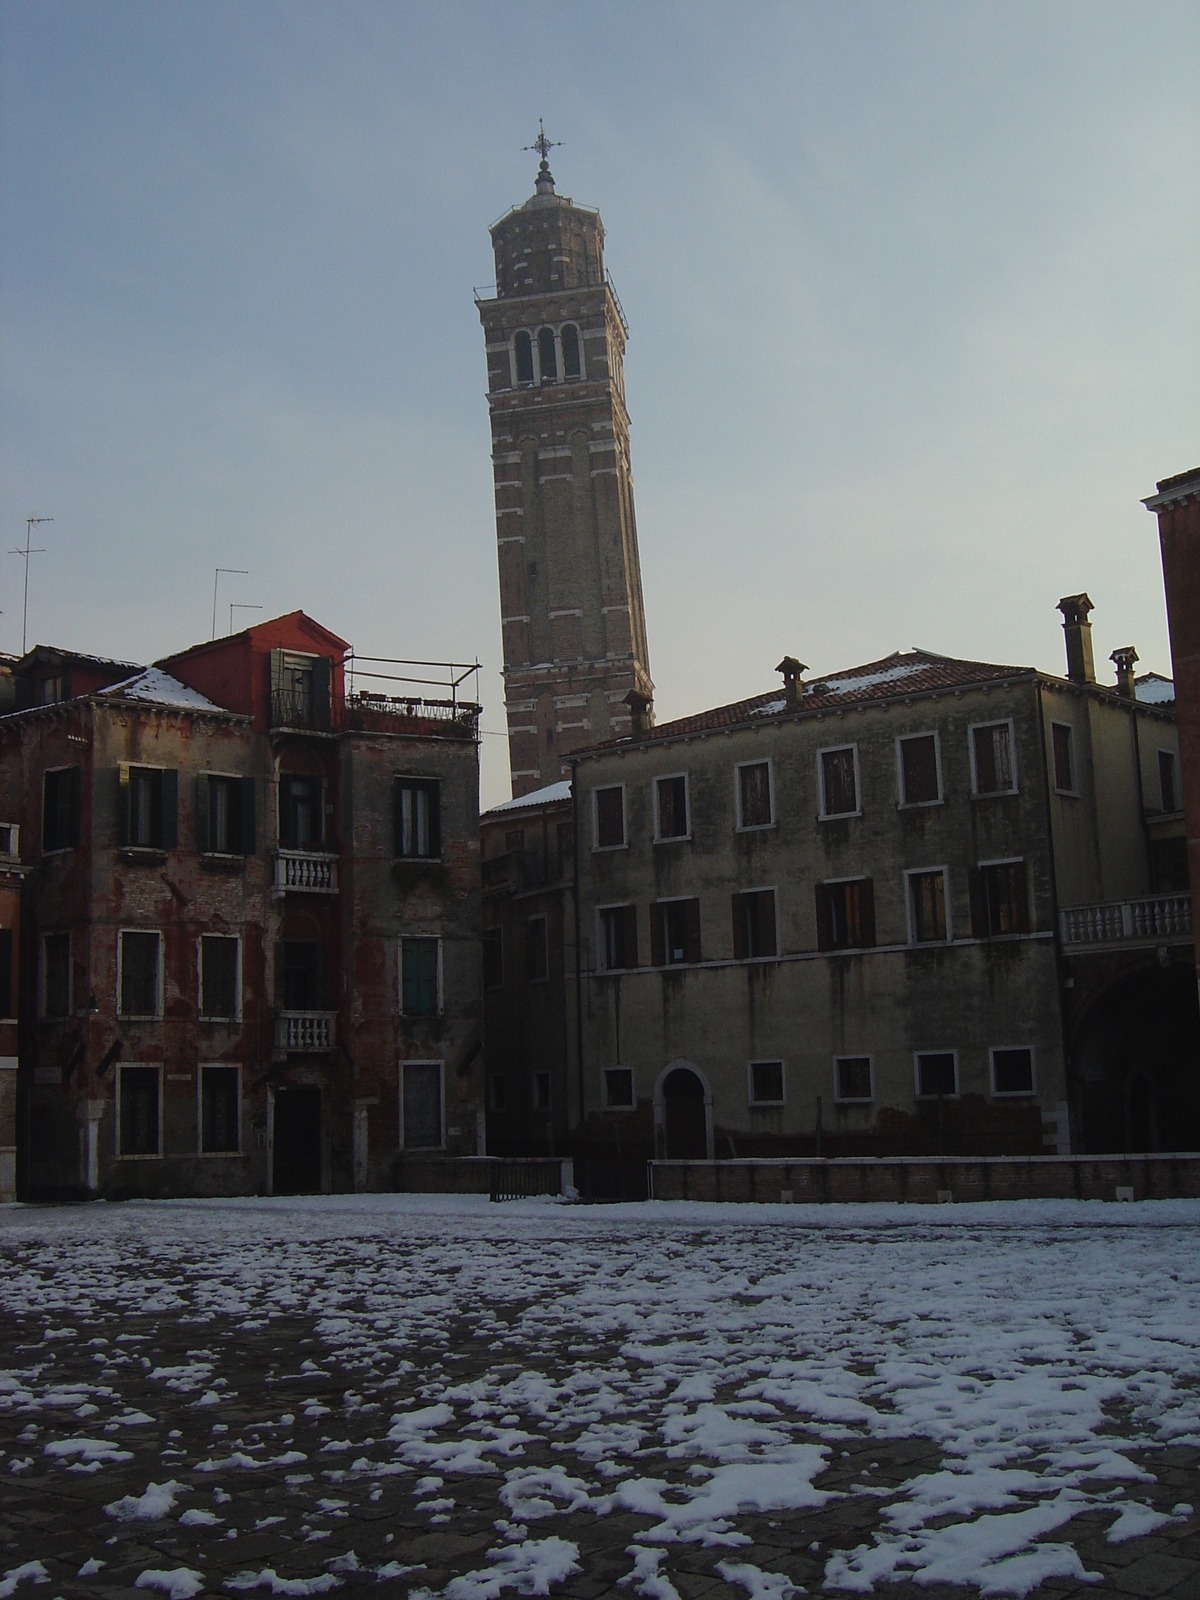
274 851 338 894
275 1011 337 1054
1060 893 1192 948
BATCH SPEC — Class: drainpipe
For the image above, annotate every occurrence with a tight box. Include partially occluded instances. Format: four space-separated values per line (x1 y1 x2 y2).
571 760 585 1137
1036 678 1077 1150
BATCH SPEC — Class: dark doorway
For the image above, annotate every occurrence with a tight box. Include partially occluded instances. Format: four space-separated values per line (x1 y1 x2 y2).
273 1087 322 1194
663 1066 708 1160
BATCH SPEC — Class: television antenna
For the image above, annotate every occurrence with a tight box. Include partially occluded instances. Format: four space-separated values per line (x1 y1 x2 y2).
212 568 249 639
9 516 53 655
230 603 262 635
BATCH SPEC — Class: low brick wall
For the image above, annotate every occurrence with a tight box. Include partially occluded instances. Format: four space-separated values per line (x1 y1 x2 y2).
649 1154 1200 1204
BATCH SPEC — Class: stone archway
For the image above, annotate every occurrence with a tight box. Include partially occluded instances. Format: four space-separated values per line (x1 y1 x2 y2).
653 1060 713 1161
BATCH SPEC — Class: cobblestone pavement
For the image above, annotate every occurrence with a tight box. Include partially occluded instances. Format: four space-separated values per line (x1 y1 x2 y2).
1 1197 1199 1600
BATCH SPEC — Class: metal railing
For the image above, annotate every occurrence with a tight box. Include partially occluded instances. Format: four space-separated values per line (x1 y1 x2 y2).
489 1159 568 1202
275 1011 337 1053
1060 893 1192 947
274 852 338 894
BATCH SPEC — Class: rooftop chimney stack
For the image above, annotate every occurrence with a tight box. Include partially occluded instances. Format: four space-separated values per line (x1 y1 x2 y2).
1111 646 1139 700
624 688 653 742
775 656 807 711
1057 594 1096 685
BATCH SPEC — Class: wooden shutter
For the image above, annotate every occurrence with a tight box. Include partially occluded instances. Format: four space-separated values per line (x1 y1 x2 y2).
239 776 256 855
1013 860 1030 934
622 905 638 969
160 770 178 849
269 649 285 722
815 883 834 953
278 777 294 849
427 782 441 858
313 657 332 730
684 899 702 964
760 890 777 957
116 765 131 848
650 904 665 967
731 893 748 960
858 879 876 948
195 775 210 853
968 867 988 939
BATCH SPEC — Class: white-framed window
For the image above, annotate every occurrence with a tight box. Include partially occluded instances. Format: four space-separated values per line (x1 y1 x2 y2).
526 914 549 983
735 759 774 830
834 1055 874 1104
1051 722 1077 795
116 1062 163 1157
654 772 690 841
818 744 860 819
897 732 942 808
400 936 443 1018
602 1066 635 1110
198 934 242 1021
748 1059 784 1107
732 887 778 959
969 720 1017 796
199 1063 241 1154
906 867 950 944
40 931 71 1019
197 773 255 856
975 859 1028 939
597 904 637 971
400 1059 444 1150
117 929 164 1020
0 823 20 857
651 897 701 966
1158 749 1180 814
593 784 627 850
532 1071 552 1112
914 1050 958 1099
394 777 441 860
990 1046 1036 1097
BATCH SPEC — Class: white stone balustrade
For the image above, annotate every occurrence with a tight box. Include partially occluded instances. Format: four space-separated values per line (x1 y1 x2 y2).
1060 894 1192 946
275 1011 337 1053
274 851 338 893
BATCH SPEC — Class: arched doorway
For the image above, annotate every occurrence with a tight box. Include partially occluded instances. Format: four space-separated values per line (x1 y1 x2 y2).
656 1063 712 1160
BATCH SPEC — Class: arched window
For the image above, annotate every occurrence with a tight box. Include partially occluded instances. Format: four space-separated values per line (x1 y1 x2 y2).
514 331 534 385
561 323 581 379
538 326 558 383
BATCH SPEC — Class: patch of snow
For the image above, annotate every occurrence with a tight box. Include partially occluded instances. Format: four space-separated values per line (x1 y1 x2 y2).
810 660 928 697
134 1570 205 1600
0 1564 49 1599
1134 675 1174 705
77 1559 105 1576
225 1570 341 1595
101 668 225 713
106 1479 183 1520
484 781 571 816
180 1508 222 1527
716 1560 801 1600
431 1537 580 1600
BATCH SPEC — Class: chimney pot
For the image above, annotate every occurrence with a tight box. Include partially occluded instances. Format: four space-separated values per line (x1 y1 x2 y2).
775 656 807 711
624 688 653 742
1057 593 1096 685
1110 645 1139 700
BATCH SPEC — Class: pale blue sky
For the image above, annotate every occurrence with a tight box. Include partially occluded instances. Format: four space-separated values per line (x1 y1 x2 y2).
2 1 1197 806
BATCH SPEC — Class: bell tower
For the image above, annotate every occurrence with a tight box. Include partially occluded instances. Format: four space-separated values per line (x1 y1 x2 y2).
478 129 653 796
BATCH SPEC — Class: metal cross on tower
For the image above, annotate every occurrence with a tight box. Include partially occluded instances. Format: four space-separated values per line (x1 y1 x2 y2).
522 119 561 165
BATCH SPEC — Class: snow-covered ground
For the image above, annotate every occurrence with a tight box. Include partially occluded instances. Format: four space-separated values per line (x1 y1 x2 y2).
1 1196 1198 1598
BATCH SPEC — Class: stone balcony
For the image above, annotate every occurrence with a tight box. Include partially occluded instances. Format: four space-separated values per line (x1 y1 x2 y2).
274 851 338 894
275 1011 337 1054
1060 893 1192 949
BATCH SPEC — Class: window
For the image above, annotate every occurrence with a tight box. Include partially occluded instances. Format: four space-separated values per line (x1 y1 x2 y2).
533 1072 551 1112
118 931 162 1019
598 905 637 971
0 929 11 1019
42 932 71 1019
991 1047 1035 1097
269 650 331 730
561 323 582 379
42 766 81 853
200 935 240 1020
394 778 441 859
972 861 1028 938
514 330 534 385
482 927 503 989
537 326 557 382
197 775 255 855
819 746 859 818
603 1067 634 1109
816 879 875 952
0 823 18 857
736 761 773 829
1151 836 1190 893
118 765 177 850
278 940 323 1010
505 827 525 854
915 1051 957 1098
526 916 549 982
1159 750 1179 813
594 785 625 849
280 775 323 849
651 898 701 966
732 889 777 959
117 1065 161 1156
835 1056 873 1103
655 774 689 840
489 1074 506 1112
908 869 948 944
971 722 1016 796
1052 723 1076 794
748 1060 784 1107
402 1061 443 1149
200 1066 240 1153
401 937 441 1017
898 735 941 806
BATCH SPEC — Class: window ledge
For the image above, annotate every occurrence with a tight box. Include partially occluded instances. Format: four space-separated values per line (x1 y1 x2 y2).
748 1101 785 1111
199 853 248 872
896 800 944 812
735 823 777 835
971 789 1019 800
992 1090 1036 1099
834 1098 874 1107
114 1152 164 1161
592 843 629 854
653 834 692 845
118 1014 163 1023
117 848 167 865
1054 788 1081 799
199 1015 241 1025
818 810 862 822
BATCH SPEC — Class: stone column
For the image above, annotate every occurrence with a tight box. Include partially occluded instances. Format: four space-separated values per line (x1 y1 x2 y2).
76 1098 106 1195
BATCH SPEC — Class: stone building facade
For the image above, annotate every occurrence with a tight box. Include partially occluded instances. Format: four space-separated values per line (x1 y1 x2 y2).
477 151 653 796
0 612 483 1199
568 608 1194 1163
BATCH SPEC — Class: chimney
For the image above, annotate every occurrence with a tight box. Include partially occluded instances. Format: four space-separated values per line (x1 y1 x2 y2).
1057 594 1096 685
624 688 653 742
1110 645 1138 700
775 656 807 711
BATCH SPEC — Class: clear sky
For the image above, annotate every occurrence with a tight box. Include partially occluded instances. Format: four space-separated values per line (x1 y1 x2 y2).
2 1 1197 808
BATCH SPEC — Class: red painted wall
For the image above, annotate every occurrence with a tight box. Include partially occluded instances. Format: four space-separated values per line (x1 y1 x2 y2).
162 613 349 733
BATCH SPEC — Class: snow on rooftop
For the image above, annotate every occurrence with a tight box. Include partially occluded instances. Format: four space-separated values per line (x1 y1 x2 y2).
1135 674 1175 705
485 779 571 815
811 659 928 696
100 668 225 713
